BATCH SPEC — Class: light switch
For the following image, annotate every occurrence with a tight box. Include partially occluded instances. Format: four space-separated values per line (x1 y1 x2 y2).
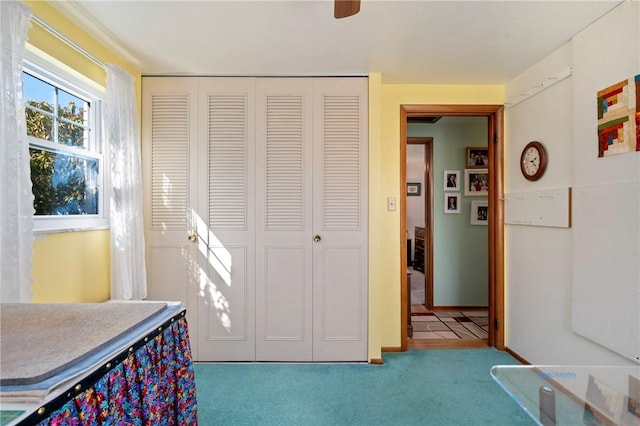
387 197 396 211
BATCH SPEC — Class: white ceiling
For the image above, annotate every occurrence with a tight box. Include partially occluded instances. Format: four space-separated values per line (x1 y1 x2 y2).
54 0 622 84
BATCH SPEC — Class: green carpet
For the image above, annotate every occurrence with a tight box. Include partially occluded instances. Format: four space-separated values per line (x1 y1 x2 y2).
0 411 25 426
193 348 535 425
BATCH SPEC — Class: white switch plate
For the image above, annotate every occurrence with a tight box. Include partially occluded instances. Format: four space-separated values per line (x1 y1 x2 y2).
387 197 396 211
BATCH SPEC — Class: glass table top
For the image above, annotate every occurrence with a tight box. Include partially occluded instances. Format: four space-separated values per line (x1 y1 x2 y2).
491 365 640 426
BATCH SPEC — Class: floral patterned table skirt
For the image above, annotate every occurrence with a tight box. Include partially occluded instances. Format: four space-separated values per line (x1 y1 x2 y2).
22 312 197 425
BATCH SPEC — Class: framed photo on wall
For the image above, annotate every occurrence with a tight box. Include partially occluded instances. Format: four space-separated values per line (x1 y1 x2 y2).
407 182 421 196
464 169 489 196
443 170 460 191
466 147 488 168
444 193 461 214
470 200 488 225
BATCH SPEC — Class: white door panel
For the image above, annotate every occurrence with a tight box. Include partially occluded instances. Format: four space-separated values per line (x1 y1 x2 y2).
255 78 314 361
147 245 195 305
263 246 308 340
256 245 312 361
312 78 368 361
317 245 365 338
196 78 256 361
313 245 367 361
142 77 200 358
197 243 253 361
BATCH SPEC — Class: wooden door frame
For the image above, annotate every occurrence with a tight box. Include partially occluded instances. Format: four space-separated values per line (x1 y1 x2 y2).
399 104 505 351
406 137 433 310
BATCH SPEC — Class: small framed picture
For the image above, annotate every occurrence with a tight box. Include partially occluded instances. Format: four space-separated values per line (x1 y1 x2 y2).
466 147 488 168
444 193 461 214
470 200 488 225
407 182 421 196
443 170 460 191
464 169 489 196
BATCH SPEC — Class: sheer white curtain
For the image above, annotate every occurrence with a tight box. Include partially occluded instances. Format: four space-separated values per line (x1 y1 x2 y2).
0 0 34 303
106 65 147 300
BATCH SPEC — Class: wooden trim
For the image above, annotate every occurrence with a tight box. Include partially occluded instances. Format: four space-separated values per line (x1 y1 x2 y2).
407 138 432 145
369 358 384 365
490 106 505 350
407 137 433 310
399 107 408 352
505 347 531 365
426 140 434 310
408 339 489 350
402 104 503 115
568 187 572 228
382 346 403 353
400 104 505 350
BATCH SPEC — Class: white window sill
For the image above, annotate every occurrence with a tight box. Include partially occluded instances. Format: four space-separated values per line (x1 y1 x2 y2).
33 217 109 235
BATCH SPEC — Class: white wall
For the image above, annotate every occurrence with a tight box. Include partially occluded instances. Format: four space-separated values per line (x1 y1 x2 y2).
570 1 639 364
505 2 639 365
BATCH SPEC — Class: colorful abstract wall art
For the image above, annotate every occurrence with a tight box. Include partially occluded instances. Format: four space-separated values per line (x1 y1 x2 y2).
596 75 640 157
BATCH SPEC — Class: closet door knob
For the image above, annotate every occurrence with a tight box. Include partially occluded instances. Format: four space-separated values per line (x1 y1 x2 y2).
313 235 322 242
188 234 197 242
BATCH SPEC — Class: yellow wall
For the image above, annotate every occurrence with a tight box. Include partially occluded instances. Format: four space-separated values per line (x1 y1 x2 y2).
31 231 110 302
371 83 505 351
23 1 141 302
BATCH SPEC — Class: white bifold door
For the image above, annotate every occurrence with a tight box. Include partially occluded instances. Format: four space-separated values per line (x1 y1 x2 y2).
142 77 368 362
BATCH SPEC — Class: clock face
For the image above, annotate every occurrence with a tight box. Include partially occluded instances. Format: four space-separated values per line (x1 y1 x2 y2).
520 141 547 181
522 147 540 175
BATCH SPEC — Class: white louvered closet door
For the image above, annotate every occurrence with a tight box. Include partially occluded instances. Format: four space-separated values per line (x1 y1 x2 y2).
255 78 314 361
196 78 256 361
142 77 201 357
312 78 368 361
144 76 368 362
255 77 368 361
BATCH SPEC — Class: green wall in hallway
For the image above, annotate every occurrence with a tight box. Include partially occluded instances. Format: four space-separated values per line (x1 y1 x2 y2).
408 118 488 306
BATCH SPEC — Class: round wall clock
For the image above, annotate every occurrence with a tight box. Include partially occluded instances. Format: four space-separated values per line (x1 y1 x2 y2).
520 141 547 181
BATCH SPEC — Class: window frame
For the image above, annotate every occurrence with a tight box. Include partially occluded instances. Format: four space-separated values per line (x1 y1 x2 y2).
23 47 109 233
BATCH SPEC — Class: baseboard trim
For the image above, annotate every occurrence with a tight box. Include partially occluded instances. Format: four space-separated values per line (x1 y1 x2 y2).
369 358 384 365
381 346 403 353
505 346 531 365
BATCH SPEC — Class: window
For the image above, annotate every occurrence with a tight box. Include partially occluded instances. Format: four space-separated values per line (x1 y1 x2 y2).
23 52 108 232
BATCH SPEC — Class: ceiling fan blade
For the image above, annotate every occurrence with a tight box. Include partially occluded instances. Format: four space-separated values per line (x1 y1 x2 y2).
334 0 361 19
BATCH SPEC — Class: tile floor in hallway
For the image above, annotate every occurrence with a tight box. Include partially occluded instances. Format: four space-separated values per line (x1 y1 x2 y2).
410 305 489 340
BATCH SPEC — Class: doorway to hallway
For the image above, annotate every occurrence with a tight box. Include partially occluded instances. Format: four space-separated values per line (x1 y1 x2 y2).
399 104 505 351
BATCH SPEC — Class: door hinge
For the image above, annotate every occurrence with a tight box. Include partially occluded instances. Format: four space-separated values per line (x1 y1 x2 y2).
494 318 499 330
493 133 498 144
